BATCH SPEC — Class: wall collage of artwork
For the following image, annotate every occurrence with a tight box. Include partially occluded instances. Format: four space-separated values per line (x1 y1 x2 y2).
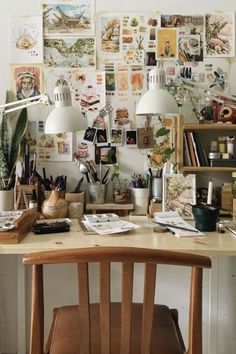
8 0 235 164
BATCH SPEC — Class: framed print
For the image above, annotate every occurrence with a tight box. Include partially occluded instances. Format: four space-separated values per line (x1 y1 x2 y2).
204 12 235 57
110 128 123 146
95 145 117 165
163 174 196 219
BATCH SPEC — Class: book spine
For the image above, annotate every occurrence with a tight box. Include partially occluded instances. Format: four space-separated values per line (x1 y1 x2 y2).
190 132 200 166
186 131 197 166
183 132 191 166
192 131 207 166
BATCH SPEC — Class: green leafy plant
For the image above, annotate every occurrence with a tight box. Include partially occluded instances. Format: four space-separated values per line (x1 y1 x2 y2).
0 91 28 190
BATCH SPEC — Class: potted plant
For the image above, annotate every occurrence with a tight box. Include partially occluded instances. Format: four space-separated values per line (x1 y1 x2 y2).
0 91 28 192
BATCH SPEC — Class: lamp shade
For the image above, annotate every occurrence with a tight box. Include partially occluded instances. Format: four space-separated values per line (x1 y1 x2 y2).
136 67 179 115
45 84 84 134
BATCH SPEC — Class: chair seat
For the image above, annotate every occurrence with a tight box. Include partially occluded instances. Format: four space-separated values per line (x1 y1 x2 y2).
48 303 185 354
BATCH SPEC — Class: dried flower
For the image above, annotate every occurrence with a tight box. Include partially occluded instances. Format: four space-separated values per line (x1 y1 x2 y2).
147 126 175 172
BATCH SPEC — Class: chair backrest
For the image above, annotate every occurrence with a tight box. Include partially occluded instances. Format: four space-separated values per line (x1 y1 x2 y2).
23 247 211 354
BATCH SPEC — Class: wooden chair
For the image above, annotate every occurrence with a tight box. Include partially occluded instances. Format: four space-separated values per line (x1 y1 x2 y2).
23 247 211 354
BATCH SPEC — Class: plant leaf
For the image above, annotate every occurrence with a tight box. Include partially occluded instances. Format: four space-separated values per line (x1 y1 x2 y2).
155 127 170 138
9 107 28 174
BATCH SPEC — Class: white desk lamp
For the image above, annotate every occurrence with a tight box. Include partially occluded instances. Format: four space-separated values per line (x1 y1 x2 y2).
0 83 84 134
136 66 179 115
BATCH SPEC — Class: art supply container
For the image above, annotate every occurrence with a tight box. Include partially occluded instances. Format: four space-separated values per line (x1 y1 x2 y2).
0 190 14 211
131 188 149 215
88 183 108 204
192 204 219 231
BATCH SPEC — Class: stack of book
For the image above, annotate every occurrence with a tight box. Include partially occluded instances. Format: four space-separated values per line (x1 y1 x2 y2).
184 131 209 167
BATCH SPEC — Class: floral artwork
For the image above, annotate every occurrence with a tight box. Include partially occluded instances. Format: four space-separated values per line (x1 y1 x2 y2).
205 12 235 57
163 174 196 219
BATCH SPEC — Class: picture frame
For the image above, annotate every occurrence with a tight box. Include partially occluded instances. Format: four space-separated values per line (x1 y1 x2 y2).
95 145 117 165
163 174 196 219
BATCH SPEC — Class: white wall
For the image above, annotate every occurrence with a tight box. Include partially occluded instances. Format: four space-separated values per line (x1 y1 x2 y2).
1 1 236 354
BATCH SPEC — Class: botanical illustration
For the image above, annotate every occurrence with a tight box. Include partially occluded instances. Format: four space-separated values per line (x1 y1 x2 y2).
205 12 235 57
10 16 43 63
43 0 95 35
100 16 120 53
44 37 95 68
163 174 196 218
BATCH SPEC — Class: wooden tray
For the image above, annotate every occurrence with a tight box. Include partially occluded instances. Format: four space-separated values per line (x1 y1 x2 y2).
0 210 38 244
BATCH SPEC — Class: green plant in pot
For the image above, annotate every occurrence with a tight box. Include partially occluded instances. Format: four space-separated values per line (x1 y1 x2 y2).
0 91 28 190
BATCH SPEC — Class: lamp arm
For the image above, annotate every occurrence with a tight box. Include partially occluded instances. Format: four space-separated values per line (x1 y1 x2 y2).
0 94 49 114
182 79 236 110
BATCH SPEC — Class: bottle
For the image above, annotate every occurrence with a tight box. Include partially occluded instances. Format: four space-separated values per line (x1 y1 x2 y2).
29 189 38 211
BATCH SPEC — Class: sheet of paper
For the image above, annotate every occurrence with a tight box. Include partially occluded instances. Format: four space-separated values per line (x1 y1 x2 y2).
82 219 140 235
154 211 204 237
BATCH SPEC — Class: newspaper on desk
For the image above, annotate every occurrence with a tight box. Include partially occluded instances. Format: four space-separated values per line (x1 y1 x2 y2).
154 211 204 237
81 213 140 235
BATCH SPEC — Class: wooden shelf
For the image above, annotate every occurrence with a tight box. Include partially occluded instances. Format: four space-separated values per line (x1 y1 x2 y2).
86 202 134 216
183 123 236 131
176 115 236 173
182 166 236 173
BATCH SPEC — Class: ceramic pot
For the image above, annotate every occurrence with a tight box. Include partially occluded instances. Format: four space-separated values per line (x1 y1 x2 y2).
42 190 68 219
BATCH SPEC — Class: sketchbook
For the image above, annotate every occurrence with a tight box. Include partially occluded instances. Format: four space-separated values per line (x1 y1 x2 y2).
154 211 204 237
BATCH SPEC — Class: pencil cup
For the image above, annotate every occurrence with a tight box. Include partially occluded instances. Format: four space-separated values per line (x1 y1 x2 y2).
88 183 108 204
0 190 14 211
131 188 149 215
192 204 219 231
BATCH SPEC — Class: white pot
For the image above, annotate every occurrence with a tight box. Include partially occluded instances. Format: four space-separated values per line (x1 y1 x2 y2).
0 190 14 211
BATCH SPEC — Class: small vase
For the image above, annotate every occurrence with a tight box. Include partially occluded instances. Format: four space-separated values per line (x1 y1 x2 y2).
42 190 68 219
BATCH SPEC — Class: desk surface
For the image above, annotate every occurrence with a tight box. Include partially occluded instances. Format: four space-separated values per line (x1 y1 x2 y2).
0 216 236 255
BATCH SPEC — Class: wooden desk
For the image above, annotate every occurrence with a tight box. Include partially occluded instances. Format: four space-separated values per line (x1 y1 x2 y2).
0 216 236 354
0 215 235 255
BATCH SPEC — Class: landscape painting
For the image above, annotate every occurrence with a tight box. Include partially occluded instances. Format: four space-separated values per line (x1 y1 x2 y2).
43 0 95 35
44 36 95 68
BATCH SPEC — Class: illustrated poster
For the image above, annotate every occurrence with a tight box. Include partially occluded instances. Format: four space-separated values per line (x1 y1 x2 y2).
43 0 95 35
9 16 43 63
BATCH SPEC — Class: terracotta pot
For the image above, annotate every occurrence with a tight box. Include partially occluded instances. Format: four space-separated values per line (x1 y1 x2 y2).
42 190 68 219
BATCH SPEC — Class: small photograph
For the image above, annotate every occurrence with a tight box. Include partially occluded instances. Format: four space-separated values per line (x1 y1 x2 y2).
163 174 196 219
110 128 123 146
83 127 97 144
125 129 138 148
95 145 117 165
146 52 156 66
96 129 109 146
